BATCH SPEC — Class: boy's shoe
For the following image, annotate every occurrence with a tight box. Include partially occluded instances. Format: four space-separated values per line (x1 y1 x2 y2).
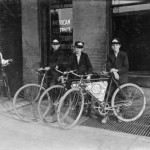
101 115 109 124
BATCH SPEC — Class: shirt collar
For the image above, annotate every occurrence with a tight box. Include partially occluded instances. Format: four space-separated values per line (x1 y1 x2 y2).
76 53 81 57
114 51 119 57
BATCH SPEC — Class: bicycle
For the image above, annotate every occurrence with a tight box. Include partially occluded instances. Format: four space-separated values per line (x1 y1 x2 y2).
0 59 13 100
57 71 146 129
13 67 50 122
37 67 76 124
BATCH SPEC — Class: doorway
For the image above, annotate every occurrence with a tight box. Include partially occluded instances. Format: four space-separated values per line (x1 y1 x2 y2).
39 1 73 67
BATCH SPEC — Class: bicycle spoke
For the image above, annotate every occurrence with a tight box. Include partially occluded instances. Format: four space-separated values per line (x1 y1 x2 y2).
38 85 65 124
58 89 84 129
13 84 45 122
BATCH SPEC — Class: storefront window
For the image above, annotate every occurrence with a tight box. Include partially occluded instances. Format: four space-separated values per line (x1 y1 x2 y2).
50 8 73 56
38 0 72 66
112 1 150 73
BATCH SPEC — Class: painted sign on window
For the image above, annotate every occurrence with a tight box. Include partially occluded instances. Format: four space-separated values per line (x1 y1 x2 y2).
50 8 73 56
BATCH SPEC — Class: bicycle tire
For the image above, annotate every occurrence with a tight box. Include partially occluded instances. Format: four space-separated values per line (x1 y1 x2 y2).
57 88 84 129
38 85 65 124
111 83 146 122
13 83 45 122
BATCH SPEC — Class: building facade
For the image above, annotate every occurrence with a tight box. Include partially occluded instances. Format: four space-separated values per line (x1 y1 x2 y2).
0 0 150 95
37 0 150 87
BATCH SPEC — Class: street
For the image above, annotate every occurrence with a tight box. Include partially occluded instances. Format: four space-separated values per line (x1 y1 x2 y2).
0 87 150 150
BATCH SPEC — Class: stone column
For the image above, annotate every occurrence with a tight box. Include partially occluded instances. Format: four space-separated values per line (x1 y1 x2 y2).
73 0 109 73
21 0 40 84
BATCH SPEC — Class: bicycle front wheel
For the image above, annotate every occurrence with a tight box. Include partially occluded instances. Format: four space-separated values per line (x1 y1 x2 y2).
111 83 146 122
38 85 66 124
57 88 84 129
13 84 45 122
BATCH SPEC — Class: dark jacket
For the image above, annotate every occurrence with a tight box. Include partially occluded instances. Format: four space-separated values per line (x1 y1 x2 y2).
106 51 129 84
70 52 93 75
49 48 64 70
46 48 64 86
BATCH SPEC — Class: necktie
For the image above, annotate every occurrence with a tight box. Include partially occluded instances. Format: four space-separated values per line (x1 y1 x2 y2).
115 53 118 58
76 55 80 64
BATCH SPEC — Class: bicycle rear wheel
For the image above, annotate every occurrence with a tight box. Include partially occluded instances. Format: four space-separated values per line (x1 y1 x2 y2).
111 83 146 122
3 75 11 100
38 85 65 124
57 88 84 129
13 84 45 122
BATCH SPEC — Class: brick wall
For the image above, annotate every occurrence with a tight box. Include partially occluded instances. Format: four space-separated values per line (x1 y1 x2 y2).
21 0 109 84
21 0 40 84
73 0 108 73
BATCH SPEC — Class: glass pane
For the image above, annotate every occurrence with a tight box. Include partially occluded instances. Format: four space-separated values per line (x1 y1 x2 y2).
112 13 150 72
50 8 73 56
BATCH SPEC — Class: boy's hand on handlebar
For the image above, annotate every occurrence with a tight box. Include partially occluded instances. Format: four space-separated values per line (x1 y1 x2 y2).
63 70 76 75
55 65 59 69
101 71 109 76
37 67 50 71
63 71 68 75
86 74 92 80
37 67 43 71
110 68 118 73
44 66 50 71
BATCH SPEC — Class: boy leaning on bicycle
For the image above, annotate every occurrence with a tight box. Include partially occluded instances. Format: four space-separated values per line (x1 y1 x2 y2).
101 37 129 123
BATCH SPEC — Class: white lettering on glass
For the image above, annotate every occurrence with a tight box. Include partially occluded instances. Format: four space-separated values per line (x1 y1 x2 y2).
59 19 70 25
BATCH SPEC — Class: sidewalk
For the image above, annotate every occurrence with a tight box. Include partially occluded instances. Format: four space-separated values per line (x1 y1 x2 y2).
0 109 150 150
0 87 150 150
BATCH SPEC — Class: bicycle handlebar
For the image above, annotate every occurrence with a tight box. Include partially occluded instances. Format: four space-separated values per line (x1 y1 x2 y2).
100 71 118 80
36 68 49 75
71 71 111 81
70 72 94 78
36 66 110 79
55 67 76 75
36 66 76 76
100 71 110 76
2 59 13 67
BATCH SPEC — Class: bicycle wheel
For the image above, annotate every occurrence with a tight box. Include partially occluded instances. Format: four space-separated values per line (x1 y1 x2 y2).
13 84 45 122
111 83 146 122
57 88 84 129
38 85 66 124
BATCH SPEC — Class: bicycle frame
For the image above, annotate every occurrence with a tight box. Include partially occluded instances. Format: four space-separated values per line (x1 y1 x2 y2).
71 72 128 112
37 67 76 93
57 72 146 129
32 69 49 102
55 67 77 89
